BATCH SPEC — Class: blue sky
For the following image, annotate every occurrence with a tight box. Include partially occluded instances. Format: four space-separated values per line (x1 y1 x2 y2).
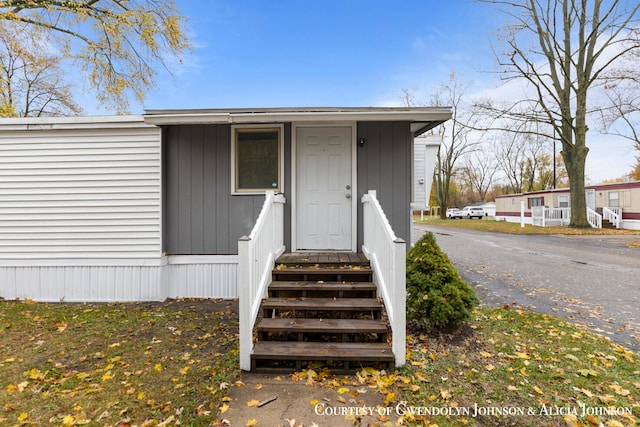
86 0 632 183
140 0 502 110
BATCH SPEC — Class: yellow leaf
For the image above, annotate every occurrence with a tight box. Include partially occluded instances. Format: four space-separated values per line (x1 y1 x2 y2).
27 368 45 380
337 387 349 395
246 419 258 427
62 414 75 426
17 413 28 421
609 384 631 396
440 390 452 400
605 421 625 427
384 392 395 406
101 372 113 381
533 386 544 395
254 383 263 390
179 366 189 375
57 322 68 333
219 403 229 414
485 364 496 371
137 391 145 400
154 363 162 372
247 399 260 407
515 352 530 359
565 354 580 362
310 399 319 406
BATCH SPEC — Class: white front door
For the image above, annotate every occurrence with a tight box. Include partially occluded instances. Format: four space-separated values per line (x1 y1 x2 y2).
296 126 352 250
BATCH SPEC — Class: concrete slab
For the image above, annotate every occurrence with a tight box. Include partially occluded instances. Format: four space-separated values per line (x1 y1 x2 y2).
220 372 398 426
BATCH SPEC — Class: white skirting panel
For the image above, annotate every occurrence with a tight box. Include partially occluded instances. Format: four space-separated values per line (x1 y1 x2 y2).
0 256 239 302
165 256 239 299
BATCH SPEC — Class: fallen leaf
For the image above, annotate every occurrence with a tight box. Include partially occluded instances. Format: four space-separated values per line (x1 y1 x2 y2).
246 419 258 427
247 399 260 407
219 403 229 414
384 392 394 406
565 354 580 362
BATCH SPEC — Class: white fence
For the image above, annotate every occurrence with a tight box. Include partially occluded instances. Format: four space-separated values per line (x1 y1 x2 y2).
238 191 286 371
361 190 406 367
531 207 571 227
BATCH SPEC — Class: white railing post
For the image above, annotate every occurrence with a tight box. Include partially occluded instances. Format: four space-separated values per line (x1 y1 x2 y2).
392 237 406 367
238 190 286 371
238 235 252 371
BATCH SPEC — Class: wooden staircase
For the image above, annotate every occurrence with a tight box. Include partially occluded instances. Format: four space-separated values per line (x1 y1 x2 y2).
250 252 395 373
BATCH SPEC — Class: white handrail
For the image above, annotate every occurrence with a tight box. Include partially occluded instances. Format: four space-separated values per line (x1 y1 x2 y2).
361 190 406 367
603 207 622 229
587 207 602 229
238 191 286 371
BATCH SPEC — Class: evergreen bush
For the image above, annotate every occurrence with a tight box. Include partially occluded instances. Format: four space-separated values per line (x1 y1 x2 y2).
406 232 479 332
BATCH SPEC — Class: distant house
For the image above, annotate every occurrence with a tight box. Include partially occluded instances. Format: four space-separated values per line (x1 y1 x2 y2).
470 201 496 217
0 107 451 302
495 181 640 230
411 134 441 212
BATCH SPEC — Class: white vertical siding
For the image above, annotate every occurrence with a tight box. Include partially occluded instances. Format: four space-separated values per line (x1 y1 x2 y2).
412 135 441 210
0 118 162 259
166 256 239 299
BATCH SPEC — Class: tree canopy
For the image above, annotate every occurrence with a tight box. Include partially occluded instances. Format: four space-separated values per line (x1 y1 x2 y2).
477 0 640 227
0 0 191 113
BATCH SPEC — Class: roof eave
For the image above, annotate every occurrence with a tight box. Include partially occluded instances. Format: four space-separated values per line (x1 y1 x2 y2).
143 107 452 128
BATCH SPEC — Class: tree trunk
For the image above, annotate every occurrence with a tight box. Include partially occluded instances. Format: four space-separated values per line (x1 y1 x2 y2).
562 143 590 228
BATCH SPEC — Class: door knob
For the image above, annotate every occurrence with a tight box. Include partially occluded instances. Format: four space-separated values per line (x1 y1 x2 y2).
346 194 351 199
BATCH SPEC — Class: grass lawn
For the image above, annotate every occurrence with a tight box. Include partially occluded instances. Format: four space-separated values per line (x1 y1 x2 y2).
1 300 638 427
415 216 640 238
0 299 239 427
397 307 639 427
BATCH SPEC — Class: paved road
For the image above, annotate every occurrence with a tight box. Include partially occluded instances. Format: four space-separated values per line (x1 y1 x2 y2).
412 223 640 351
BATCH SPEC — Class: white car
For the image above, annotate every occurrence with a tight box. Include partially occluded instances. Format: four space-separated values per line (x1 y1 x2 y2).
461 206 484 219
446 208 463 219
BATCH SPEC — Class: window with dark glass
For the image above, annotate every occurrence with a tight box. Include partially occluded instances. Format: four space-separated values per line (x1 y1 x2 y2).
233 127 281 193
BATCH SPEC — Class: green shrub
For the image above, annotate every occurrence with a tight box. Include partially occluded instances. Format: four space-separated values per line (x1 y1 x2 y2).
406 232 479 332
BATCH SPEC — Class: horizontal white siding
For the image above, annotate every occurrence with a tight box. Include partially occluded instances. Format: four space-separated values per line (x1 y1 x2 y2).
0 124 162 259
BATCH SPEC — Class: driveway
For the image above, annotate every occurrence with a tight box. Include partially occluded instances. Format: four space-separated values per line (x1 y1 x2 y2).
412 223 640 351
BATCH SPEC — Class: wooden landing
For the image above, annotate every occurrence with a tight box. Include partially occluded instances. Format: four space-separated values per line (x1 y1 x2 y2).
276 252 369 266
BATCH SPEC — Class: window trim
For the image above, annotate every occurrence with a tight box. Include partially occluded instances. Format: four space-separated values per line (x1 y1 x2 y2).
528 196 544 209
231 124 285 195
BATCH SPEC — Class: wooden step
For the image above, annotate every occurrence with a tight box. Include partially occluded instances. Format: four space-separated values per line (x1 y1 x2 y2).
272 267 373 282
257 318 388 338
268 281 377 298
262 297 382 314
251 341 394 372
